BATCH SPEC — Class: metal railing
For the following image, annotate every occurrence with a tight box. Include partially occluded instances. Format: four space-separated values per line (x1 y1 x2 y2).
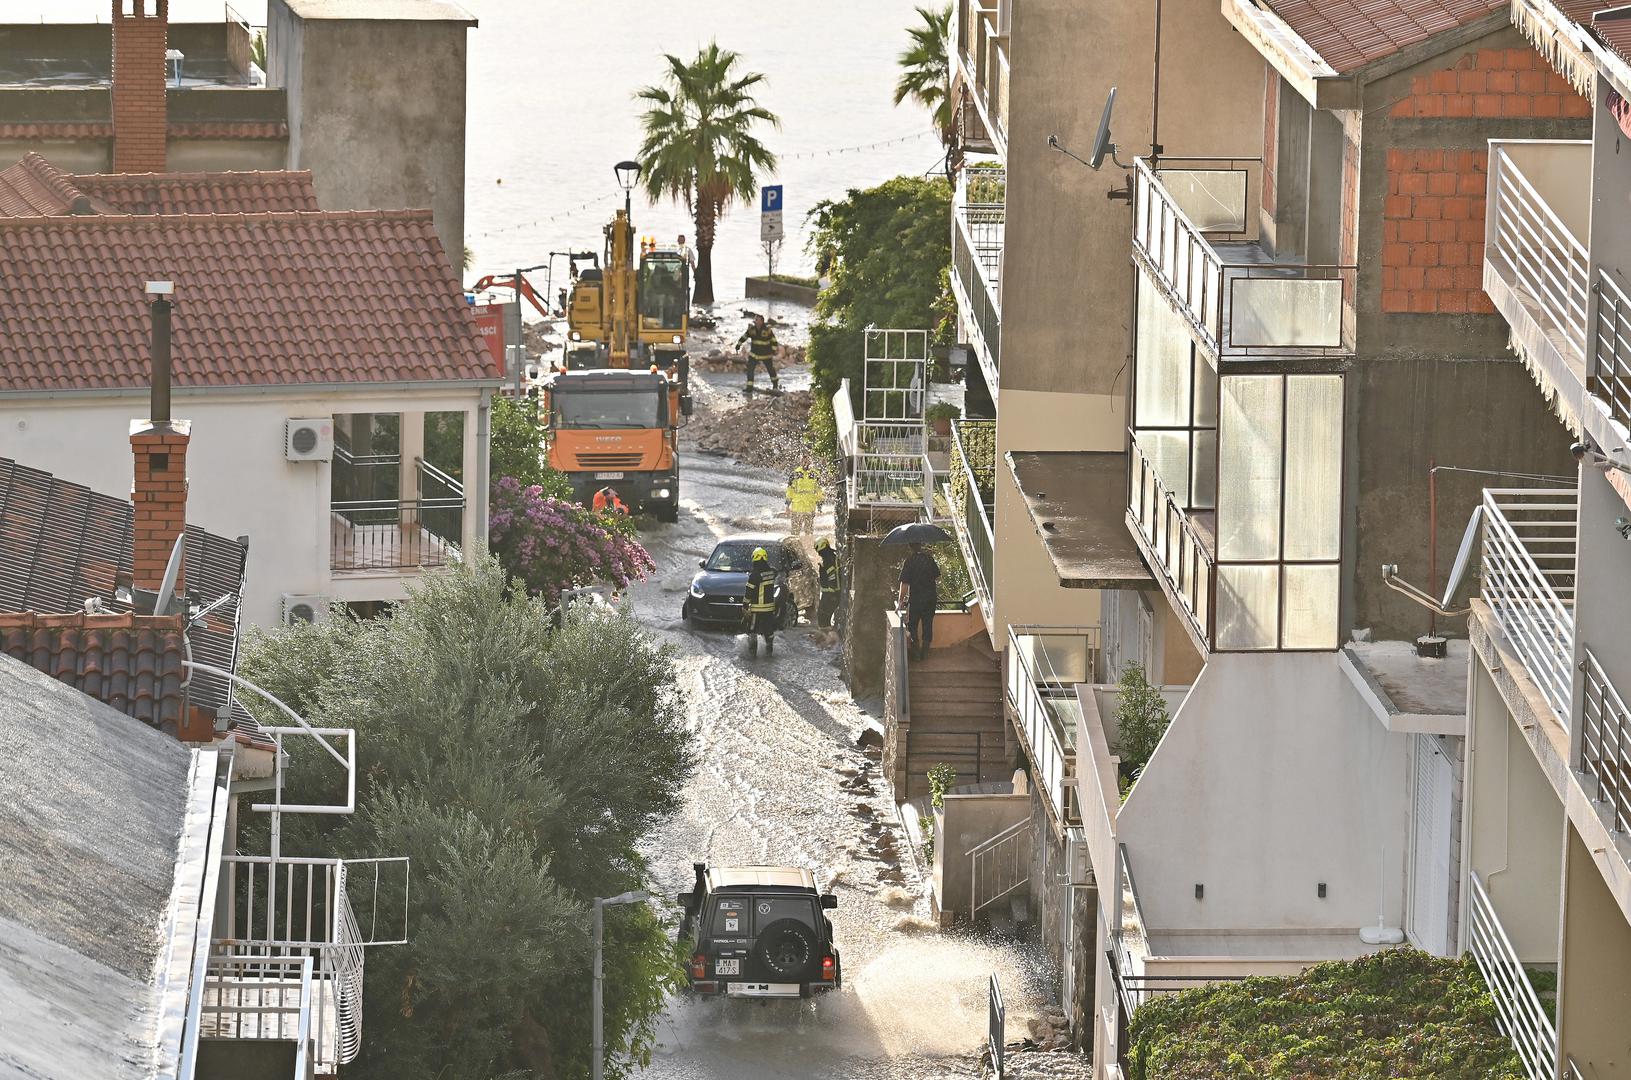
1589 270 1631 432
1580 646 1631 837
1480 487 1578 727
1128 434 1214 646
1487 144 1589 365
953 202 1003 384
1112 843 1149 1017
1006 626 1100 826
851 420 934 511
331 495 465 572
1468 871 1558 1080
201 953 316 1080
959 0 1008 146
1133 158 1353 359
970 818 1030 919
949 419 996 610
989 973 1007 1079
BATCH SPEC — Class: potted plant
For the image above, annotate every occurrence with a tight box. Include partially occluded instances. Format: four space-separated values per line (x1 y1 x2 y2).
925 401 961 437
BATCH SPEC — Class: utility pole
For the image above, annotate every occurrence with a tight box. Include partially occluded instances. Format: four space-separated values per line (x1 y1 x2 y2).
591 890 649 1080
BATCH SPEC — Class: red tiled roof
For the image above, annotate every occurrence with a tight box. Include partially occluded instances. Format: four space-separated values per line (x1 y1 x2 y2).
0 120 287 141
0 611 187 734
0 154 93 216
0 122 114 140
0 209 499 391
1265 0 1506 73
72 169 319 215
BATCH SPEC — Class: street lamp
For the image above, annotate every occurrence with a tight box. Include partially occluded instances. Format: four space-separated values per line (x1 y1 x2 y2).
613 159 642 215
592 889 651 1080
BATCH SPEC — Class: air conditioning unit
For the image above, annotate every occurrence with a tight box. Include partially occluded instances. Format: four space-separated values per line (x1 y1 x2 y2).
996 0 1013 35
1067 835 1095 886
285 418 333 462
281 594 330 626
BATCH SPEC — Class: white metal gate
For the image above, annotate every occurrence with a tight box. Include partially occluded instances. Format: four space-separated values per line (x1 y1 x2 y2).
1409 734 1454 955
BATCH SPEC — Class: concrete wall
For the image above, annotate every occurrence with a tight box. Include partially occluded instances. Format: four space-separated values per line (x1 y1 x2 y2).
268 1 471 267
1573 468 1631 722
0 387 486 628
933 791 1029 922
1558 823 1631 1075
1119 652 1411 933
1464 658 1564 961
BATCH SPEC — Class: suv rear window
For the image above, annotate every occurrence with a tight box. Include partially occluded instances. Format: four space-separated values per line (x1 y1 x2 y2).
709 894 816 937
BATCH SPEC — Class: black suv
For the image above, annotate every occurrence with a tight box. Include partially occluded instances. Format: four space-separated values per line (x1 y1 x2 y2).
676 863 841 999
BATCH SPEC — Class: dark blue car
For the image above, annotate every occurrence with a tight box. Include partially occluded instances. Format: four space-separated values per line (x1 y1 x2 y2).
683 534 802 630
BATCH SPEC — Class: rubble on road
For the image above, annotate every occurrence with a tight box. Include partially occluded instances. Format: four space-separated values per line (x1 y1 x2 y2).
979 1041 1094 1079
691 388 815 471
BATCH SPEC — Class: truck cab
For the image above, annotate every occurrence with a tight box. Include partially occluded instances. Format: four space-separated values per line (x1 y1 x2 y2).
677 863 841 1000
541 368 688 521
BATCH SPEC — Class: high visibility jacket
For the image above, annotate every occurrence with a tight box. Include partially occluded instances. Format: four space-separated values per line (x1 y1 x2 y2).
745 566 776 613
737 324 777 359
786 469 822 514
819 555 840 594
593 489 627 514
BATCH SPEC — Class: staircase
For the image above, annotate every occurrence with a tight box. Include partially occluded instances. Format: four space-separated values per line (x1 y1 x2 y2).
900 633 1007 798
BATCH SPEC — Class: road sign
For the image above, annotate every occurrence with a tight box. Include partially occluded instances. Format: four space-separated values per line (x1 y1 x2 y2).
760 184 784 242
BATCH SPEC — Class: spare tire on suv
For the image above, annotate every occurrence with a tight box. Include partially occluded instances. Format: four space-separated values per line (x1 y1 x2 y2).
676 862 841 1000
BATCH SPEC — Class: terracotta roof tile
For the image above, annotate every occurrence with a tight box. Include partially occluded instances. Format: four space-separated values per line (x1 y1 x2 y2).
71 169 319 215
0 209 499 390
1265 0 1504 72
0 153 94 216
0 122 114 140
0 611 187 734
166 120 290 140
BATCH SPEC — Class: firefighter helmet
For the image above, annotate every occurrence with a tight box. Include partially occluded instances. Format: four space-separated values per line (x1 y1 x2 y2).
752 547 769 561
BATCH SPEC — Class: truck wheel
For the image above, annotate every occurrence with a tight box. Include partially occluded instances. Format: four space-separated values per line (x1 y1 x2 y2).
658 500 680 524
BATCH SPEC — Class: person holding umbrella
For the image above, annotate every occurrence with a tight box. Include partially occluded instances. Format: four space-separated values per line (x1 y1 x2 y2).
882 522 949 661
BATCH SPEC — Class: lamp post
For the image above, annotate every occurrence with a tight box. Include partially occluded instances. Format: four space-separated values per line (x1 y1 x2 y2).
592 889 651 1080
613 159 642 217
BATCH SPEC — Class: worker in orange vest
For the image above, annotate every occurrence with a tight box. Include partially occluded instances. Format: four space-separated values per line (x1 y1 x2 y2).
593 486 629 515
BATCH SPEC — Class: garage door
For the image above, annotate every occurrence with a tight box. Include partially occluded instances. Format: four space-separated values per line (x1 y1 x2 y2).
1408 734 1454 955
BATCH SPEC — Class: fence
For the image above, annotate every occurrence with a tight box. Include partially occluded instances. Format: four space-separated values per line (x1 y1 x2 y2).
1487 144 1590 364
970 818 1030 920
200 953 316 1080
1480 487 1578 727
1590 270 1631 431
953 208 1003 382
851 421 934 511
949 419 996 609
1467 871 1557 1080
1580 646 1631 837
988 973 1007 1079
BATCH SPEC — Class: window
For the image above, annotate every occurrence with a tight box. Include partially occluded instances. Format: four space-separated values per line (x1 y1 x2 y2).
553 389 662 429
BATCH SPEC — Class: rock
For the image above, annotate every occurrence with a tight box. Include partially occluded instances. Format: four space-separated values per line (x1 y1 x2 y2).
856 727 885 751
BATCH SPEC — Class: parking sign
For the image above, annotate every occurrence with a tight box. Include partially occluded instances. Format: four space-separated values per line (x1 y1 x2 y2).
761 185 783 213
760 184 785 243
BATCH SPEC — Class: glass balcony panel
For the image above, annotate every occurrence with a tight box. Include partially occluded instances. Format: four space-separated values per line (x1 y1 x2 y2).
1156 169 1247 233
1135 280 1193 426
1282 374 1343 561
1194 355 1218 427
1282 564 1340 649
1191 429 1217 510
1216 563 1279 650
1141 430 1192 506
1216 375 1283 562
1227 277 1344 348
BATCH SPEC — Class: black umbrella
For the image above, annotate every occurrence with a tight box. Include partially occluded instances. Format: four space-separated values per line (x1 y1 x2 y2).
881 521 952 546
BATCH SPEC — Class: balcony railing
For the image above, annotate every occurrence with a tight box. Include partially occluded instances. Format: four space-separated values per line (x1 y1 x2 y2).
1133 158 1354 360
1486 143 1591 388
1128 434 1214 647
1468 871 1558 1080
1589 270 1631 433
1006 626 1100 826
201 953 316 1080
952 172 1004 387
850 420 935 512
949 418 996 610
1480 487 1578 727
1580 646 1631 837
956 0 1008 149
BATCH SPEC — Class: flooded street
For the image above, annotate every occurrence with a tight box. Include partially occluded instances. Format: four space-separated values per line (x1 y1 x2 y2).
626 365 1054 1079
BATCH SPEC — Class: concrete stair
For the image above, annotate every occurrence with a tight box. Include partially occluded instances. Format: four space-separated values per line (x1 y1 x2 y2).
902 634 1007 797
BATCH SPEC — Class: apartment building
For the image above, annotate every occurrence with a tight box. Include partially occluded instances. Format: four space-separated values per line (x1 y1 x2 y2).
942 0 1264 1036
953 0 1596 1073
1458 1 1631 1076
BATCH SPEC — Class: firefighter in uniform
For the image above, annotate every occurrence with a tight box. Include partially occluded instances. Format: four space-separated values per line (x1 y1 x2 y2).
743 546 779 656
734 313 782 393
785 456 822 535
815 537 841 629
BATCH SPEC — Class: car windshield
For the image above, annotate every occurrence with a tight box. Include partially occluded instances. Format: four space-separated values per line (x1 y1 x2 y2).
705 542 767 572
710 894 816 937
554 388 662 429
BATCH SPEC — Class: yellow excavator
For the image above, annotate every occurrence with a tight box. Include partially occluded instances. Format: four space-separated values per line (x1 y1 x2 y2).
541 160 692 521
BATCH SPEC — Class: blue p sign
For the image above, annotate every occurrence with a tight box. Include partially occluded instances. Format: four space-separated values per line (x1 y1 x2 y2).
761 185 784 213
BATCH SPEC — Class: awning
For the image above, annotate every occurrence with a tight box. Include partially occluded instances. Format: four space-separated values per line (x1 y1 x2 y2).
1006 451 1154 590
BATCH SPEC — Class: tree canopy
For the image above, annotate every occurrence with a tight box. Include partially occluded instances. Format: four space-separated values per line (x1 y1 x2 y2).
636 42 779 304
240 554 694 1079
894 5 955 142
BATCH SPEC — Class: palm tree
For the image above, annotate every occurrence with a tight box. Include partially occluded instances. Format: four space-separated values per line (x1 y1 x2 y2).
636 44 779 305
894 5 954 143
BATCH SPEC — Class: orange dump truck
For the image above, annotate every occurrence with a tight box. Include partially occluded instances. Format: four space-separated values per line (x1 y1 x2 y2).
540 365 691 522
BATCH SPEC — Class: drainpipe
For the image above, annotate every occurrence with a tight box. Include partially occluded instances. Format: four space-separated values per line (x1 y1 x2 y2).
474 389 492 547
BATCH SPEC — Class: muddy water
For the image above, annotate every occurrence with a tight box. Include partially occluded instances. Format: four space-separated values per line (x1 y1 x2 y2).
627 368 1050 1079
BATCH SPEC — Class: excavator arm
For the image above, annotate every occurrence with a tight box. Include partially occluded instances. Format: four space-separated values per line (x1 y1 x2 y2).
469 272 555 320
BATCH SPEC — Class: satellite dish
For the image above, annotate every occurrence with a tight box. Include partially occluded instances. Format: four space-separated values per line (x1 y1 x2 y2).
1088 87 1118 170
1439 503 1485 609
154 533 185 616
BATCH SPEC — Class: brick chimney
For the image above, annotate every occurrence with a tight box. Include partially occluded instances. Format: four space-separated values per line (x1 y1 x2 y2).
131 281 187 607
111 0 168 173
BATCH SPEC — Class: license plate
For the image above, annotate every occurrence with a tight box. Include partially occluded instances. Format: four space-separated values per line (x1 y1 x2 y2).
725 981 800 997
714 959 740 975
594 471 625 480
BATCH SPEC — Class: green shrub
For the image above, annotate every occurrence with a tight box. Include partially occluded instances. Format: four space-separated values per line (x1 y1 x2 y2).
927 762 957 809
925 401 962 423
1126 950 1525 1079
1115 662 1170 780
